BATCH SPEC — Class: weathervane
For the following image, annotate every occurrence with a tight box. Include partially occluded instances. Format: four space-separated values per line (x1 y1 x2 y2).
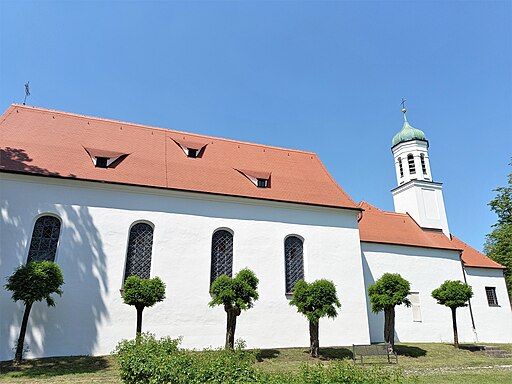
23 81 30 105
400 98 407 113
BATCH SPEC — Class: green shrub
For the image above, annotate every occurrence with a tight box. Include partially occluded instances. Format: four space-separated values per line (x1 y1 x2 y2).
114 334 408 384
114 335 258 384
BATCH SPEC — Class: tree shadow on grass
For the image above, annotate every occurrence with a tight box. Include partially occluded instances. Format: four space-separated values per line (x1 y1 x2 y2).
317 347 353 360
0 355 113 378
394 344 427 357
256 349 281 362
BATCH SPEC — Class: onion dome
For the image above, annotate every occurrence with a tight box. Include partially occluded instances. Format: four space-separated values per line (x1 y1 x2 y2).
392 109 427 147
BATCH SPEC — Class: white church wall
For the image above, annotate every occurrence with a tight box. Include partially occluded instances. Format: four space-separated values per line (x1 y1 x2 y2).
361 242 476 344
464 267 512 343
0 173 370 360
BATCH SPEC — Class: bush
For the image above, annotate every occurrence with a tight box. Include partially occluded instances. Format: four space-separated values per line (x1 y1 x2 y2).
114 334 408 384
114 334 258 384
261 363 408 384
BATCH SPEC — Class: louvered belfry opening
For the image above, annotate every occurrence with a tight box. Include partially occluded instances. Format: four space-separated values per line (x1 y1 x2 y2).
124 223 154 280
408 154 416 174
27 215 61 263
210 230 233 285
285 236 304 293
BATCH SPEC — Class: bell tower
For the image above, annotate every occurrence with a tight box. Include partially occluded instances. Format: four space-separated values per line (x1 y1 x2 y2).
391 103 450 236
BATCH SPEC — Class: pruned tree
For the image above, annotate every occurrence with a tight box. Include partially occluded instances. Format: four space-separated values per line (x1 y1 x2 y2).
485 161 512 300
122 276 166 337
209 268 259 349
431 280 473 348
4 261 64 364
367 273 410 350
289 279 341 358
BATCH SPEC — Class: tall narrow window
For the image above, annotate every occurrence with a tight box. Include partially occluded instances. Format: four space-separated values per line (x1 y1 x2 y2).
420 154 427 175
485 287 498 306
27 215 61 263
398 157 404 178
124 223 154 281
408 154 416 174
284 236 304 293
211 230 233 285
408 292 422 322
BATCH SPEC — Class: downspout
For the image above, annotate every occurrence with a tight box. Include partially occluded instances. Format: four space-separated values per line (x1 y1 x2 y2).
357 209 364 222
460 251 478 342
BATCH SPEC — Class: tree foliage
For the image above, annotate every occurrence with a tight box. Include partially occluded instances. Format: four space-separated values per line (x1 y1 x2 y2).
5 260 64 306
431 280 473 309
122 276 166 336
122 276 166 308
209 268 259 311
289 279 341 357
367 273 411 313
209 268 259 349
4 261 64 364
289 279 341 323
431 280 473 348
485 161 512 299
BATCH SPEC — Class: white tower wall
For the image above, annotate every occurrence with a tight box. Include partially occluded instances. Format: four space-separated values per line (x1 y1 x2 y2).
391 130 450 236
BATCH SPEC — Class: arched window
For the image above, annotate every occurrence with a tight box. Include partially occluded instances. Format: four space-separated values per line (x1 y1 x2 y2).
284 236 304 293
211 229 233 285
398 157 404 178
27 215 61 263
420 154 427 175
408 154 416 174
124 222 154 281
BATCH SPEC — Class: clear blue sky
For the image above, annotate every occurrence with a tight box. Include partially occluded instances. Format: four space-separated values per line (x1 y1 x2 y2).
1 1 511 252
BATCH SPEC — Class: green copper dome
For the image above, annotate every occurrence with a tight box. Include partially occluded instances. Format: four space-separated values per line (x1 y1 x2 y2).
392 115 427 147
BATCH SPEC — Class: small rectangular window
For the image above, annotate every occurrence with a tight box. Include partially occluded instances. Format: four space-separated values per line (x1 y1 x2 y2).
257 178 268 188
485 287 498 306
188 149 197 158
96 157 108 168
408 292 422 322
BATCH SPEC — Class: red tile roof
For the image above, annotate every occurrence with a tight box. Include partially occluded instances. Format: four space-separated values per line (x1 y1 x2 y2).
450 235 505 269
358 202 504 269
0 104 359 210
358 202 459 251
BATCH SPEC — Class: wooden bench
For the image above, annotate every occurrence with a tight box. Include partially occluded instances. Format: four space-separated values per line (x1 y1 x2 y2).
352 343 398 364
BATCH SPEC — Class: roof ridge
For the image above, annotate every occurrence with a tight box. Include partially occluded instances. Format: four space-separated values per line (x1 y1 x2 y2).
10 104 316 155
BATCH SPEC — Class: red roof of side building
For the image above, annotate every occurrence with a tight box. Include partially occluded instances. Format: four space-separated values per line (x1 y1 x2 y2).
358 202 459 250
358 202 505 269
0 104 359 210
450 235 505 269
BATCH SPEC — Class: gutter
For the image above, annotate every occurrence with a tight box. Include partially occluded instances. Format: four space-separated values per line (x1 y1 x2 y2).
460 252 477 342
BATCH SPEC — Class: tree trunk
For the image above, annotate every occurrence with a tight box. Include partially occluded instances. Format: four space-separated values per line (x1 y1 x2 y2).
309 320 319 358
451 307 459 348
225 306 240 349
15 302 32 365
384 306 396 350
136 305 144 338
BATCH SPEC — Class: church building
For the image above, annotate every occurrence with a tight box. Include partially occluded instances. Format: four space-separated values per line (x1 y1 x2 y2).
0 104 510 360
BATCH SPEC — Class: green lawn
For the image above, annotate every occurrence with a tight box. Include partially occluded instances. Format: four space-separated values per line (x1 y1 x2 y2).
1 343 511 383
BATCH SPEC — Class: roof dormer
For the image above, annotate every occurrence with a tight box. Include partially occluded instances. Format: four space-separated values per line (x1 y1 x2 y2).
171 138 208 158
236 169 271 188
84 147 128 168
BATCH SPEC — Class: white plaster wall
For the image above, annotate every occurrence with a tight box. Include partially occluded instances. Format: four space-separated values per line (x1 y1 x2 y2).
464 267 512 343
361 242 476 343
0 174 370 360
392 180 450 236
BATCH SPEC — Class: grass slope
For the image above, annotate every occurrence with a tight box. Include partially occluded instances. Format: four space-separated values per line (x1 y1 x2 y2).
1 343 511 383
